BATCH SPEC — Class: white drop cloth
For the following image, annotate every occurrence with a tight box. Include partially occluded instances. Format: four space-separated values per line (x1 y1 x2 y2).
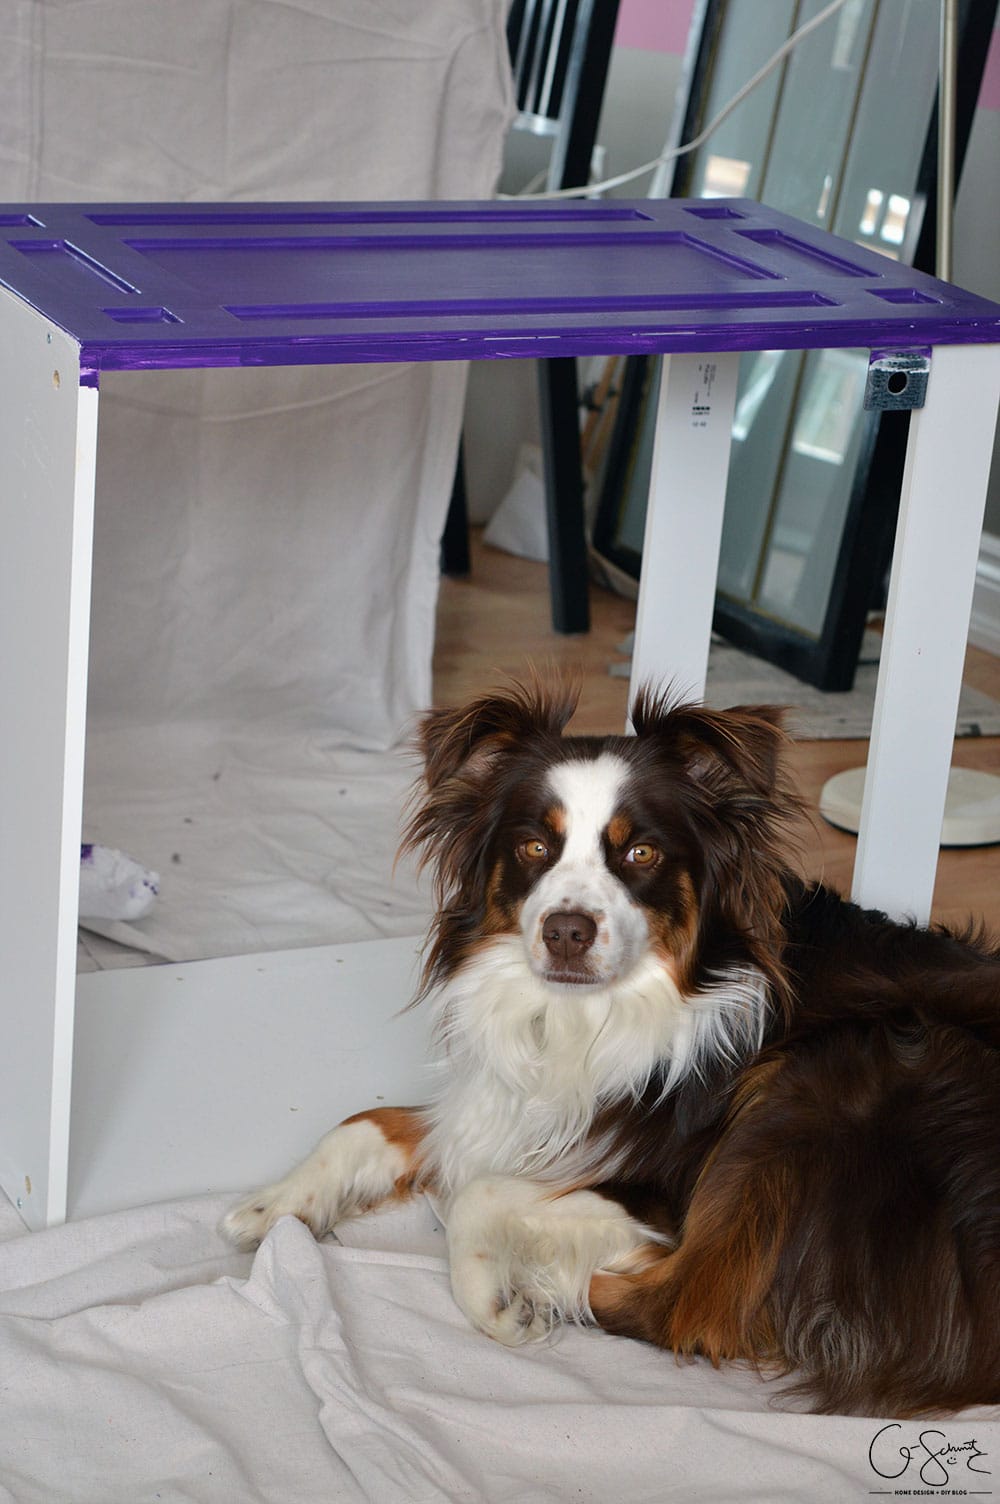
3 1192 993 1503
77 724 431 965
0 0 512 966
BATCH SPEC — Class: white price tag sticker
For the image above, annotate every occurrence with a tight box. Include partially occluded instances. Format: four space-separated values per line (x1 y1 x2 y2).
690 360 717 428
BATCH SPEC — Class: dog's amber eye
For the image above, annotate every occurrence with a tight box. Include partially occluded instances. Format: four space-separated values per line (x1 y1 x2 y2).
624 842 658 868
517 838 549 864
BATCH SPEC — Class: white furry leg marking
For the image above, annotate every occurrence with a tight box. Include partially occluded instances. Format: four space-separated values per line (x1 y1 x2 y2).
446 1176 653 1346
223 1117 410 1249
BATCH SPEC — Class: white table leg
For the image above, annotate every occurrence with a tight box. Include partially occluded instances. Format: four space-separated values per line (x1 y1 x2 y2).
0 287 98 1228
853 341 1000 923
628 352 740 711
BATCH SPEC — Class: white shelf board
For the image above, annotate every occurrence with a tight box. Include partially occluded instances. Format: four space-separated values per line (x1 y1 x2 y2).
69 935 431 1222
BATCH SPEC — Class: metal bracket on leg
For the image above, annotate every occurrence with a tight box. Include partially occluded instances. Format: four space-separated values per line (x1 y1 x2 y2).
864 351 931 412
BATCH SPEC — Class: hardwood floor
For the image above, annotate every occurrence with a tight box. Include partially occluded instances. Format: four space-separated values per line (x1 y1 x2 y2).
433 531 1000 934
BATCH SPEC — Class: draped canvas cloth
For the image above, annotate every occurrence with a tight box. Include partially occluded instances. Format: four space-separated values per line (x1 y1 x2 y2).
4 1193 994 1503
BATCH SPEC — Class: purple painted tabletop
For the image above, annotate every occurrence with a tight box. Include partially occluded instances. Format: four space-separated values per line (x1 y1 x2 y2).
1 199 998 380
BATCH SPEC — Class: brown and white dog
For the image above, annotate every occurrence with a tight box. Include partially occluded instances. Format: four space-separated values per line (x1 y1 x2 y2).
224 680 1000 1417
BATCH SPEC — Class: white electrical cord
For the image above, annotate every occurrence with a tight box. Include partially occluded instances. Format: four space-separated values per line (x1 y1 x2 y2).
502 0 853 201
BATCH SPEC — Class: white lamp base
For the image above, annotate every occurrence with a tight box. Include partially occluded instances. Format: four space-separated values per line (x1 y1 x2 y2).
820 766 1000 848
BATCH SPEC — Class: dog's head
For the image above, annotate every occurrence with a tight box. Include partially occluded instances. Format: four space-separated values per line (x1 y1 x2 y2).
403 679 796 1007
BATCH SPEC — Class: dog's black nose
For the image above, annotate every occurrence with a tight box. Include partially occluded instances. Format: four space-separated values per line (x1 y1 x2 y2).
542 911 597 962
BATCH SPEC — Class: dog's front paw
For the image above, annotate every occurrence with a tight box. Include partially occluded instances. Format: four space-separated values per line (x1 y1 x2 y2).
450 1251 554 1346
222 1177 329 1250
222 1153 348 1248
222 1115 416 1250
445 1176 654 1345
446 1177 558 1344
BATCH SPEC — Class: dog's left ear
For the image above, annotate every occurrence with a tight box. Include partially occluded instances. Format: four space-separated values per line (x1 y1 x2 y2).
695 702 787 799
417 679 579 790
631 688 787 798
632 689 795 1013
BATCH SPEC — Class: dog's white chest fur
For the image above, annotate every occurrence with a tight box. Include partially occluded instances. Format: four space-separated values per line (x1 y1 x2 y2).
421 938 768 1204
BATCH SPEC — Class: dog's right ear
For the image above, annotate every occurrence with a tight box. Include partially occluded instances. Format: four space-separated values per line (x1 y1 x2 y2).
400 680 579 948
418 678 579 789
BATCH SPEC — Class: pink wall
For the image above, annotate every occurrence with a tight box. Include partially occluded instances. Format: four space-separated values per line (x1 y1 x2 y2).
613 0 695 56
980 27 1000 111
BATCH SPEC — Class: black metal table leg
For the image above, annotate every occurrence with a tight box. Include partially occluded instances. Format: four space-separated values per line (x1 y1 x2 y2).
440 438 472 577
538 356 590 633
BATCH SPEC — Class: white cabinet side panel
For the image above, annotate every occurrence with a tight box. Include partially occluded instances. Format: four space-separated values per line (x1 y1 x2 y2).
0 287 97 1228
70 938 430 1221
